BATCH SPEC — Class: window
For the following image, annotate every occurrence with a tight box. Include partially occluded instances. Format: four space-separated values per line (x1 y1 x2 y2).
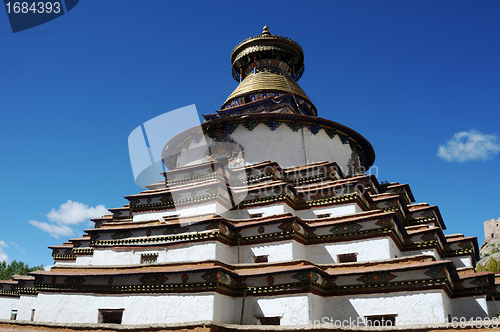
364 315 396 327
141 253 158 264
338 253 357 263
257 316 280 325
316 213 331 219
98 309 124 324
253 255 269 263
249 213 264 218
31 309 35 321
10 310 17 320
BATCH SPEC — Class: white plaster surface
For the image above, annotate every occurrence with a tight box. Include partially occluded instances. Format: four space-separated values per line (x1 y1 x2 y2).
388 239 402 259
251 295 312 325
4 293 216 324
242 241 294 264
213 293 238 323
292 241 307 261
307 238 396 263
1 287 490 325
74 256 93 265
164 243 215 263
324 290 448 326
402 249 441 260
0 296 37 321
216 242 236 264
245 205 289 218
91 243 221 266
295 204 361 220
71 236 403 267
314 204 360 218
132 202 224 222
178 126 355 171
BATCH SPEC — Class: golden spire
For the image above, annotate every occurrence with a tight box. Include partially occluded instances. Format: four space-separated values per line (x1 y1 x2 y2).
261 25 271 36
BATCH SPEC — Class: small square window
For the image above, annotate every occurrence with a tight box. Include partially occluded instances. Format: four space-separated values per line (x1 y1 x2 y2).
98 309 124 324
257 316 280 325
364 314 396 327
253 255 269 263
338 253 357 263
141 253 158 264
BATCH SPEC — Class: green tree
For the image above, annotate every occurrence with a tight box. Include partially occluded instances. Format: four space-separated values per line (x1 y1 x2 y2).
476 263 486 272
0 260 44 280
486 257 500 274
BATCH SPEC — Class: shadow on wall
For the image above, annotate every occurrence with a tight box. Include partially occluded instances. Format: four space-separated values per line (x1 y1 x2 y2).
451 297 488 320
313 245 337 264
326 298 360 323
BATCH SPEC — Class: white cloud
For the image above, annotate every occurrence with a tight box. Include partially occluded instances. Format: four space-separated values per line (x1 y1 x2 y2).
437 129 500 162
29 220 74 239
47 200 108 225
30 201 107 239
0 241 8 263
8 242 26 253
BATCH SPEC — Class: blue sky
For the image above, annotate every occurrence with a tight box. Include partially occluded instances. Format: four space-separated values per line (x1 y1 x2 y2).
0 1 499 267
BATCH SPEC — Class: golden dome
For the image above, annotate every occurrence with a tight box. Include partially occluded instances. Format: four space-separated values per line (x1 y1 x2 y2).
230 26 305 82
223 71 311 107
223 27 316 115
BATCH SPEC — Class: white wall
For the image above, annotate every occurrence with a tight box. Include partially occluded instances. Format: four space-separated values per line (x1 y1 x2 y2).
0 296 38 321
216 242 236 264
388 239 402 259
213 293 238 324
245 294 314 325
223 204 296 220
402 249 441 260
315 204 361 218
295 203 362 220
91 243 219 266
1 292 321 325
324 290 448 326
307 238 396 264
292 241 307 261
75 256 93 265
19 292 215 324
178 125 355 171
164 243 215 263
74 236 401 267
132 202 223 222
1 288 484 326
241 241 294 264
245 205 289 218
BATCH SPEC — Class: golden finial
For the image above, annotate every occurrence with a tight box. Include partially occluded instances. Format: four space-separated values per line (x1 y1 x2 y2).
262 26 271 36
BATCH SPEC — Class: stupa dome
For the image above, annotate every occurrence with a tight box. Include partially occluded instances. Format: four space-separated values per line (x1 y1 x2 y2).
223 26 316 115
